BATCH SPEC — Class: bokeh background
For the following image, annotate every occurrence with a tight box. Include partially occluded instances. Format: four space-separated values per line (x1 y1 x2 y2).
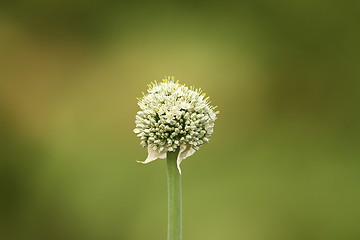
1 1 359 239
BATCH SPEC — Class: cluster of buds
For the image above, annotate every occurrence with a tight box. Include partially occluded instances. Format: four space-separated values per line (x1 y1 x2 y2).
134 76 218 173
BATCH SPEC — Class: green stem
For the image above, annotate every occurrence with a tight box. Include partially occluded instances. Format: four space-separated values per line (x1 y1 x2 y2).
167 148 182 240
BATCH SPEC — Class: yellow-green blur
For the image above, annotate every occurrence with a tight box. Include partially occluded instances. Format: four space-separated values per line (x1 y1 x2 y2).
0 1 359 240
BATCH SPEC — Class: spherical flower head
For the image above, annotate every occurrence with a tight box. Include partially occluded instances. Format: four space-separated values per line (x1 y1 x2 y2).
134 76 219 173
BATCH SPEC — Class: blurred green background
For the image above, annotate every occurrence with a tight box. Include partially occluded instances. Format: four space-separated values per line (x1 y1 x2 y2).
1 0 359 239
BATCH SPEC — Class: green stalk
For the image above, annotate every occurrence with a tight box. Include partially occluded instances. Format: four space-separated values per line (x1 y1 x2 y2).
167 148 182 240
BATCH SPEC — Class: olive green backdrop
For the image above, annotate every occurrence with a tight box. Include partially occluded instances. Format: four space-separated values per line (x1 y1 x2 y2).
1 1 359 239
